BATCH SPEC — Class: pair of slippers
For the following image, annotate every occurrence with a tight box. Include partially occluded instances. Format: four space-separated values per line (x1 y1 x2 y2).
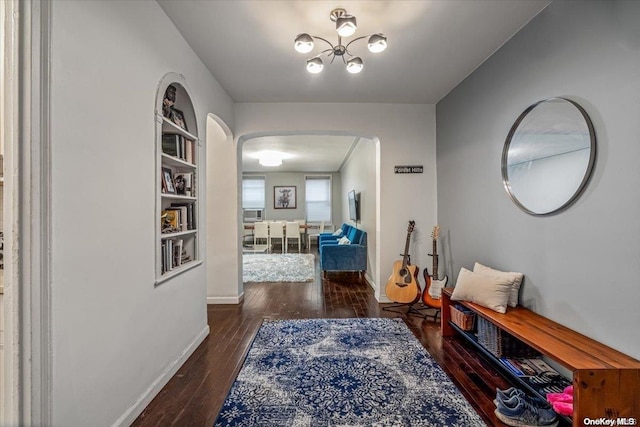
546 385 573 416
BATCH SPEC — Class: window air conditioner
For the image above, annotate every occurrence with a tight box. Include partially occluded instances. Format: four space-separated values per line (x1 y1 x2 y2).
243 209 263 222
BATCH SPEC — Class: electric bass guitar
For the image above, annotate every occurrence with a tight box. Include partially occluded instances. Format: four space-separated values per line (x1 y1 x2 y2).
385 221 421 304
422 225 449 308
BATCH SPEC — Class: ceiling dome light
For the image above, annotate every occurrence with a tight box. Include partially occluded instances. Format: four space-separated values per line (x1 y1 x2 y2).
306 57 324 74
367 34 387 53
335 14 357 37
294 33 314 53
346 57 363 74
257 151 284 167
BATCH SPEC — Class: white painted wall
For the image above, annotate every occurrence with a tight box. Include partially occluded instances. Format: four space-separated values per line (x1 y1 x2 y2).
206 116 238 304
340 138 377 281
50 1 233 425
437 0 640 359
234 103 437 301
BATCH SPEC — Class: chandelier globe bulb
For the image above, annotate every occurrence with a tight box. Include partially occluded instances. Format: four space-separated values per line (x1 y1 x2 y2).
294 33 314 54
336 14 357 37
367 34 387 53
306 57 324 74
346 57 364 74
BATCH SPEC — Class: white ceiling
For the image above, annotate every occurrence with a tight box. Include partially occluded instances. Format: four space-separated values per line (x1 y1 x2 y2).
158 0 551 170
243 135 360 172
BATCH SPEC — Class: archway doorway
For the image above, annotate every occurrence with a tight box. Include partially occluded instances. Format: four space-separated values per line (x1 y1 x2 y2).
237 132 379 295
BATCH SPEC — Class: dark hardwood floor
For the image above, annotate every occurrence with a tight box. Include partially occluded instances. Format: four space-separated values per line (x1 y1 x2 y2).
133 251 511 427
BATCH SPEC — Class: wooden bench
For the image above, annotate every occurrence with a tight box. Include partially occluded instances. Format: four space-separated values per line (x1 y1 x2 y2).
441 287 640 427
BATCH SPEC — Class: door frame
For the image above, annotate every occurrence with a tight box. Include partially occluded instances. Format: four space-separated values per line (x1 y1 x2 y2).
1 0 52 424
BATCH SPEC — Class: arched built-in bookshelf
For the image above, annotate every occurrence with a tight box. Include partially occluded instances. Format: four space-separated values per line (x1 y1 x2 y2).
154 73 202 284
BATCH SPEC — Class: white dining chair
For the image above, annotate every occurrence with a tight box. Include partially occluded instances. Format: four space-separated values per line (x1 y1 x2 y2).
306 221 325 250
242 222 254 246
268 221 285 253
285 221 302 253
296 219 306 248
253 222 269 251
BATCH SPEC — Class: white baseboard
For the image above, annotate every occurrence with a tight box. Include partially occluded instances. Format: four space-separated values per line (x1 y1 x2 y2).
207 292 244 305
363 273 375 290
112 325 210 427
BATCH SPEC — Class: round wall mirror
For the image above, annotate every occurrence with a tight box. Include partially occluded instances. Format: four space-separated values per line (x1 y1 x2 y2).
502 97 596 216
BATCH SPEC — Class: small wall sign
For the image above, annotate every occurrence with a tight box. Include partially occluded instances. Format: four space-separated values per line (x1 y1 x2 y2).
394 165 423 174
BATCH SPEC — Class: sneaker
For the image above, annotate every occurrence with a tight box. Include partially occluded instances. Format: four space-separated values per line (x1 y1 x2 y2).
496 387 521 401
495 395 558 427
496 388 550 409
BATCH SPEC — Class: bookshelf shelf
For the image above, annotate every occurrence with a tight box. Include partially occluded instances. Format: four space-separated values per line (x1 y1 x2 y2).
161 229 198 239
154 260 203 286
161 153 197 169
160 194 197 201
155 75 200 282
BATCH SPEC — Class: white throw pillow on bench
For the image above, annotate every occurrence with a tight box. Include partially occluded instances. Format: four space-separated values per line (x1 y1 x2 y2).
473 262 523 307
451 267 512 313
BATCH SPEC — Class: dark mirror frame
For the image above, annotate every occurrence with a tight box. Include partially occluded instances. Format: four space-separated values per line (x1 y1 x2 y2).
501 97 597 216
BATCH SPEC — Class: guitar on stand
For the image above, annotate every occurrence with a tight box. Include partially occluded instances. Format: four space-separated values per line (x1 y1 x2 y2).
385 221 421 305
421 225 448 321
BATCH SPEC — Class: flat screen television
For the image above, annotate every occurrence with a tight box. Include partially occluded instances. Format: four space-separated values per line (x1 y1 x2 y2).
348 190 359 222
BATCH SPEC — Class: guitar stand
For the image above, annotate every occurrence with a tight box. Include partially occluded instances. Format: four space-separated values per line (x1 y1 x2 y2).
382 303 440 321
382 303 441 321
412 305 441 322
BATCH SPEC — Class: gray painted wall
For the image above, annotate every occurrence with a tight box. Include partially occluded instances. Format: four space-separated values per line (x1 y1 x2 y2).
242 171 342 224
437 0 640 359
340 138 377 280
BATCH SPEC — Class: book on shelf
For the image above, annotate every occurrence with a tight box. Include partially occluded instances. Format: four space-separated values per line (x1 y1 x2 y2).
499 357 558 377
161 238 191 273
498 357 571 393
162 134 180 157
171 202 196 230
173 239 183 267
162 133 195 164
185 139 193 164
172 206 188 231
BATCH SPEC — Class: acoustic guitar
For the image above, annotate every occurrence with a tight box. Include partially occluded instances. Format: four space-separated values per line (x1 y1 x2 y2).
385 221 421 304
422 225 449 308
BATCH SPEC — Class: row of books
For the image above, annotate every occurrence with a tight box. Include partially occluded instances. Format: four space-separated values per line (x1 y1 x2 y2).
162 133 195 164
161 202 197 234
161 238 192 273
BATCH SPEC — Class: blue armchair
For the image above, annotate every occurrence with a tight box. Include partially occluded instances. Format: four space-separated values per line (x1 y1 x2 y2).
319 227 367 276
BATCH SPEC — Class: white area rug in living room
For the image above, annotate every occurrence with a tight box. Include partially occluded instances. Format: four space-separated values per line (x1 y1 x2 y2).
243 253 315 283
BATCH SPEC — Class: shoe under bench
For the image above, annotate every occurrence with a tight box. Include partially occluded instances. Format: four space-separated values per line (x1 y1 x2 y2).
441 287 640 427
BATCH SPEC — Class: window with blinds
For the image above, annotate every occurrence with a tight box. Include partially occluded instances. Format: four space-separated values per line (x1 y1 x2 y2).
305 176 331 222
242 176 265 209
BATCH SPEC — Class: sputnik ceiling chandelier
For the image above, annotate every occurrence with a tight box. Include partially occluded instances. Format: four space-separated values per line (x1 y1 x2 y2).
294 8 388 74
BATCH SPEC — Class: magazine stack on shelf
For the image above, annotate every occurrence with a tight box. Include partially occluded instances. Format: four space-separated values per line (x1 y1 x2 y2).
499 357 572 395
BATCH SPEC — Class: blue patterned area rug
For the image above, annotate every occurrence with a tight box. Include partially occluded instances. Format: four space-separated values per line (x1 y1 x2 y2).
243 253 315 283
214 318 486 427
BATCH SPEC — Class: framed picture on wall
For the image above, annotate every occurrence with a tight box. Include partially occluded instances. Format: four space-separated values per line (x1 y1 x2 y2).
274 186 296 209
